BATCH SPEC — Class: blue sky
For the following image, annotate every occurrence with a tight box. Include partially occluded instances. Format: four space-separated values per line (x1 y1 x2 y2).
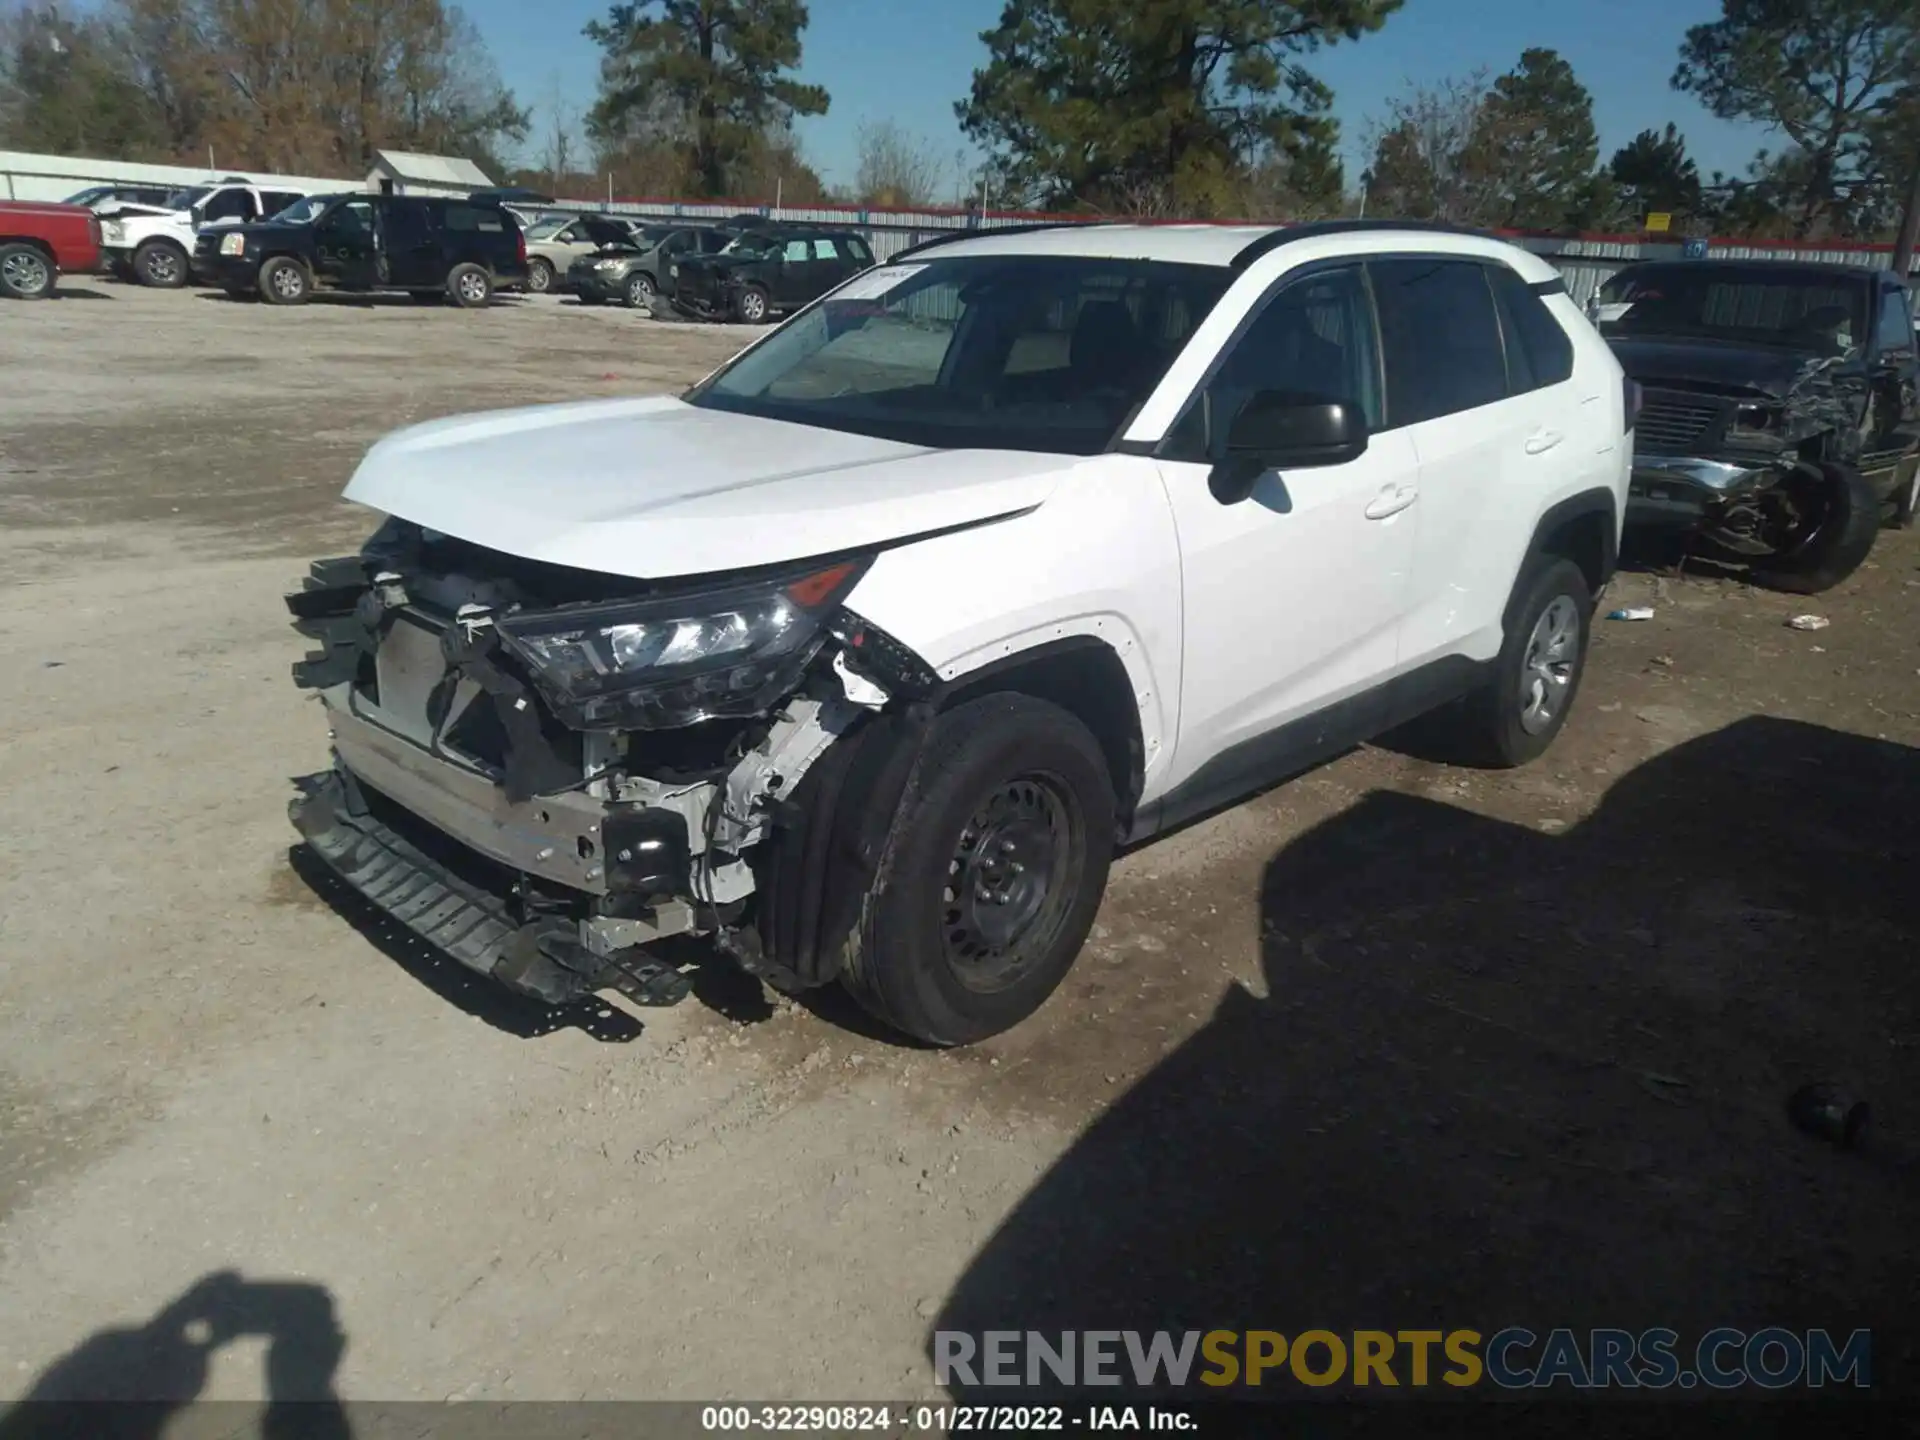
472 0 1768 196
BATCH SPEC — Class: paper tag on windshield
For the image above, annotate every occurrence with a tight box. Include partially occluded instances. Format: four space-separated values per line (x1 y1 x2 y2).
833 264 925 302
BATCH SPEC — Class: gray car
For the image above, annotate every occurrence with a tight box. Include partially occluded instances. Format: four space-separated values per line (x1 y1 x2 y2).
567 224 735 308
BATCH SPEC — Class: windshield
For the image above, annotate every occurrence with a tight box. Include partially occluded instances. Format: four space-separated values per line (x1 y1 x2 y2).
1598 266 1869 355
63 186 111 206
163 186 213 211
524 216 573 240
269 196 329 225
690 255 1233 455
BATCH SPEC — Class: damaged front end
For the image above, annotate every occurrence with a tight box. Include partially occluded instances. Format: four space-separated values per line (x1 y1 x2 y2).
1627 355 1867 551
286 520 938 1008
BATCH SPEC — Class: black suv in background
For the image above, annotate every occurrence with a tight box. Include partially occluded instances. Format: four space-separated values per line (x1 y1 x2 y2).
197 194 528 307
1600 259 1920 592
669 225 874 323
568 223 735 309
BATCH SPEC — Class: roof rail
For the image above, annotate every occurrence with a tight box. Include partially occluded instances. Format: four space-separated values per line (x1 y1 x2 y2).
889 219 1105 263
1229 218 1497 270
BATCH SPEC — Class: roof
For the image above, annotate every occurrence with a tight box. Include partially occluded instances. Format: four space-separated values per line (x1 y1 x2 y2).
368 150 494 187
896 220 1553 278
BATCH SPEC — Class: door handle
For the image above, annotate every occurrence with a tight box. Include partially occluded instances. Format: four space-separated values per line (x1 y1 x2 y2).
1363 485 1416 520
1525 428 1565 455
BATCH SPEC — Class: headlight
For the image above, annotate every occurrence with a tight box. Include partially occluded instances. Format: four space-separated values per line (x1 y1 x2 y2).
1730 402 1782 441
593 259 619 270
220 232 246 256
496 559 868 730
670 264 679 278
103 221 124 244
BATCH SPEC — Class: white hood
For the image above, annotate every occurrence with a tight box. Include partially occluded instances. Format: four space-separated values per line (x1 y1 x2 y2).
343 396 1070 580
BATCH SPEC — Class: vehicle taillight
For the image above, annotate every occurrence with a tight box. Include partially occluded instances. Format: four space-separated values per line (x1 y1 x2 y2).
89 213 102 245
1623 378 1642 433
516 229 527 266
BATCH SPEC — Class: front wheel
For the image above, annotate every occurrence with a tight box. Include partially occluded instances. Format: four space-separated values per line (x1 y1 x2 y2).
134 240 187 289
0 243 53 299
840 694 1116 1046
447 264 492 309
525 258 554 294
1456 557 1592 769
733 284 769 324
624 272 655 309
257 257 310 305
1746 461 1880 594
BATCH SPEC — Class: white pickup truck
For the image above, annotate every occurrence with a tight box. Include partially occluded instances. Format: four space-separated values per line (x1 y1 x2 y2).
99 180 310 288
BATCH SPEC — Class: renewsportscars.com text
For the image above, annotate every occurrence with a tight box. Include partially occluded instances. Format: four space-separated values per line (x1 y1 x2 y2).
933 1328 1871 1390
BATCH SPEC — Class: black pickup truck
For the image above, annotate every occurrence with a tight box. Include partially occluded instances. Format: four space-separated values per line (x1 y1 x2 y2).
1598 259 1920 592
197 193 528 307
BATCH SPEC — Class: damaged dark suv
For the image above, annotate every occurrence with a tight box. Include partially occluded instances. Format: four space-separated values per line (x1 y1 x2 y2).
1600 259 1920 591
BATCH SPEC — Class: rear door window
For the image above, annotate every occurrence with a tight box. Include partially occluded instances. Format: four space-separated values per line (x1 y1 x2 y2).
1370 258 1510 426
202 189 257 222
782 238 813 263
445 206 504 233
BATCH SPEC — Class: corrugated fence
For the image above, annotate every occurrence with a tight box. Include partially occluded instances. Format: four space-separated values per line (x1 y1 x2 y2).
531 196 1920 306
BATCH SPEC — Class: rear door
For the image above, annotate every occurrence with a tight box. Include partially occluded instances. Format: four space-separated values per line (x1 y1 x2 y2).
381 200 441 287
1372 256 1553 670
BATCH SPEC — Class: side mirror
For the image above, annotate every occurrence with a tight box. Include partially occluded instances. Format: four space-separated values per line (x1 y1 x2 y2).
1208 392 1369 505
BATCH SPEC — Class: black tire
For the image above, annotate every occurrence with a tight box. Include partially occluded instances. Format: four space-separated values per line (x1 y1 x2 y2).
134 239 187 289
0 242 53 299
525 257 554 294
1750 461 1880 594
624 271 656 309
733 283 770 324
840 694 1116 1046
1455 556 1593 769
257 256 310 306
447 263 492 309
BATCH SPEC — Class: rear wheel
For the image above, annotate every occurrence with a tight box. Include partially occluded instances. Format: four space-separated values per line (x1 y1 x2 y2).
840 694 1116 1046
733 284 769 324
257 257 310 306
447 263 492 309
624 271 656 309
0 243 52 299
525 257 554 294
1744 461 1880 594
134 239 187 289
1455 557 1592 768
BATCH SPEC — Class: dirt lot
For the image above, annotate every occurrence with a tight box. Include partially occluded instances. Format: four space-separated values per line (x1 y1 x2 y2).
1 280 1916 1408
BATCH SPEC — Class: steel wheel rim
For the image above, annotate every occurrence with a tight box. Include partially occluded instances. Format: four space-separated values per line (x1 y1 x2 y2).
629 275 653 304
3 251 48 294
270 264 303 299
527 262 550 292
145 249 179 283
941 772 1078 991
1519 595 1580 735
458 272 487 302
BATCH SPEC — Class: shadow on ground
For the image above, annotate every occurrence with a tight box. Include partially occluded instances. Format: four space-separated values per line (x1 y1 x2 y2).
936 716 1919 1406
0 1270 348 1439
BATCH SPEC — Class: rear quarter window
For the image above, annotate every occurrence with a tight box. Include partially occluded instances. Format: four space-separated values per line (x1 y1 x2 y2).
1487 264 1575 391
444 206 505 233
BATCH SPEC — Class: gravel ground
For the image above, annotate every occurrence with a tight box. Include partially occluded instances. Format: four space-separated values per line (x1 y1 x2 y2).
1 280 1915 1408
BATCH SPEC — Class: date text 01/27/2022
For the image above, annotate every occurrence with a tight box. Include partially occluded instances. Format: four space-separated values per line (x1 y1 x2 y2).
699 1404 1197 1432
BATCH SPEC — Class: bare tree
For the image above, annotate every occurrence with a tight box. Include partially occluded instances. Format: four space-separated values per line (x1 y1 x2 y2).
1360 70 1501 225
853 118 942 207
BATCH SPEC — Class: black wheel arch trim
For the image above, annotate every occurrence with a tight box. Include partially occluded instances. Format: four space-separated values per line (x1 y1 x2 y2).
1523 488 1618 601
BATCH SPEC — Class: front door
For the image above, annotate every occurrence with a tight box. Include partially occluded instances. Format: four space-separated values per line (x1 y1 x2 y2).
315 200 378 287
773 237 820 307
1155 263 1417 795
1865 285 1920 500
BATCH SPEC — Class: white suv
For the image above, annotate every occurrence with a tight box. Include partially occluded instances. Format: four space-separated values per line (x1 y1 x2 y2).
100 181 309 288
286 221 1630 1045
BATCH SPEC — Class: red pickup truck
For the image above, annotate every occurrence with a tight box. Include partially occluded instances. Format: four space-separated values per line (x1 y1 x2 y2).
0 201 103 299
